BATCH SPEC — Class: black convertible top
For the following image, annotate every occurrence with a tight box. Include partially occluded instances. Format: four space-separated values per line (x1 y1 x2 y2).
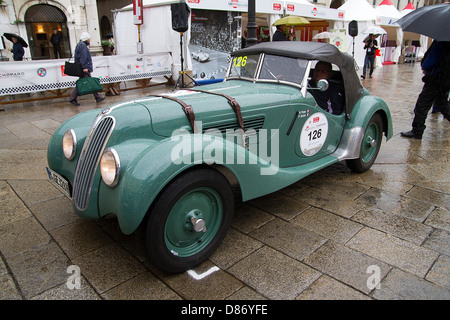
233 42 365 116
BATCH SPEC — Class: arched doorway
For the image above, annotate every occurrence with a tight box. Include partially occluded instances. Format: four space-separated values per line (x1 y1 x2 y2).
100 16 112 40
24 4 71 60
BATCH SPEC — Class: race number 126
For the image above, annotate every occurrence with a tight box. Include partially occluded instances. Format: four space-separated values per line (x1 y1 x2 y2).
233 56 247 67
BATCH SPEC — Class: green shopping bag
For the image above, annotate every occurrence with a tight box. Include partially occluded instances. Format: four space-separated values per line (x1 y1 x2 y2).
76 77 103 96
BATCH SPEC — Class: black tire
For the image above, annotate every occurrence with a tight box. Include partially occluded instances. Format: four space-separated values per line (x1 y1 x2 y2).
146 168 234 273
346 113 383 173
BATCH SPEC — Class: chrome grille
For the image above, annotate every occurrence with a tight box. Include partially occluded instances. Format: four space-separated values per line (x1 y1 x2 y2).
73 116 115 211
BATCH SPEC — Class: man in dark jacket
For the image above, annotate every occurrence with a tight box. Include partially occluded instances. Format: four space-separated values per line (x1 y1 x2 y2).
273 24 292 41
401 41 450 139
50 29 63 59
11 36 25 61
69 32 104 106
308 61 345 115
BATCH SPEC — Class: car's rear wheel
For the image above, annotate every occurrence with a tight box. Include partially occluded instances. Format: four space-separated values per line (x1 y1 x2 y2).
346 113 383 173
145 168 234 273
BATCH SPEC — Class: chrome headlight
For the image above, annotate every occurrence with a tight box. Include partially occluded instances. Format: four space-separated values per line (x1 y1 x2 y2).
100 148 120 187
63 129 77 160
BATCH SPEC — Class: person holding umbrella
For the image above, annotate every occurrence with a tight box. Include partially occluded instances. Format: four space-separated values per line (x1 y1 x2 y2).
3 33 28 61
273 24 292 41
272 16 309 42
11 36 25 61
397 3 450 139
68 32 105 106
361 34 378 79
400 40 450 139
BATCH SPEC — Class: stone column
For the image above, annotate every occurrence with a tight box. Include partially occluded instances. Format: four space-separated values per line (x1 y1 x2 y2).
83 0 102 55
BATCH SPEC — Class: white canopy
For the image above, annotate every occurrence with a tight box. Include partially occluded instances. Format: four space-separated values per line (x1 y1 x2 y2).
113 0 192 78
338 0 376 21
375 0 401 20
119 0 183 10
400 2 416 17
285 0 313 6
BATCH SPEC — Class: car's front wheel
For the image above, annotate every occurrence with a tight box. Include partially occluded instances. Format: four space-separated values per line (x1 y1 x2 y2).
145 168 234 273
346 113 383 173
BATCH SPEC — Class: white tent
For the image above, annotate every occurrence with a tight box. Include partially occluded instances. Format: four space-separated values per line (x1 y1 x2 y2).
113 0 192 78
339 0 376 21
375 0 401 64
399 2 415 17
285 0 313 6
334 0 377 69
375 0 400 21
399 2 428 59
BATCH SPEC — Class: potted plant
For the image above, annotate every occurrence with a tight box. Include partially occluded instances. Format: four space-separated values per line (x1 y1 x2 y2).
101 40 114 55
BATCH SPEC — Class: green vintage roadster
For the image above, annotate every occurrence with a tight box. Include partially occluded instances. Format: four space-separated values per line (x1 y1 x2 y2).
47 42 392 272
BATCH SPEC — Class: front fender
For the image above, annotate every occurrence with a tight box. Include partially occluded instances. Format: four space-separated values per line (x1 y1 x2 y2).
102 131 339 234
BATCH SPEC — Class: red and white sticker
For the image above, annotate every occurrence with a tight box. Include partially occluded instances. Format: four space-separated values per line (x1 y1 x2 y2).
300 112 328 156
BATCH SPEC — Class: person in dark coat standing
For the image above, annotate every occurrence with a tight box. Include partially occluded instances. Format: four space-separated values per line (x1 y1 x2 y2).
69 32 105 106
51 29 63 59
401 40 450 139
11 36 24 61
273 24 292 41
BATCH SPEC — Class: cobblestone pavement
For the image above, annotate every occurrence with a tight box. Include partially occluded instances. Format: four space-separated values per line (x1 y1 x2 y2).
0 63 449 301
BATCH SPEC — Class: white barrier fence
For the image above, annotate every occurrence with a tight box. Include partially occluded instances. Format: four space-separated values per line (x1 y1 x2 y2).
0 52 173 96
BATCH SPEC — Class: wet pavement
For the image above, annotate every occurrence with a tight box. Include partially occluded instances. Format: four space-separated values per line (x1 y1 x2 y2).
0 62 449 301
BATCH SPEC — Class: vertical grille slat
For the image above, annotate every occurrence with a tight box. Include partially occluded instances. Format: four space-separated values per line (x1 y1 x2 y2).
73 116 115 211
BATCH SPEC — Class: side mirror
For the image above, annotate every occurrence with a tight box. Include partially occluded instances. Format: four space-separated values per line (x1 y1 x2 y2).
317 79 329 91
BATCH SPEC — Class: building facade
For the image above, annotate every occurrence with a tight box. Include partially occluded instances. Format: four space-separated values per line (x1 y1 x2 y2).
0 0 442 61
0 0 131 60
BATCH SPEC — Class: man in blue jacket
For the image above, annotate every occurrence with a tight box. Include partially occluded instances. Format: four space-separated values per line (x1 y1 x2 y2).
11 36 25 61
401 40 450 139
69 32 105 106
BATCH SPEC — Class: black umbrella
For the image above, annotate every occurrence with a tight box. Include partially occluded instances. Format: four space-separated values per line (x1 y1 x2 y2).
396 4 450 42
3 32 28 48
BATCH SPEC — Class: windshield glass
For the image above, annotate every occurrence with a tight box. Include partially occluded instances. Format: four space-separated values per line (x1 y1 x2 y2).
259 54 308 85
228 54 259 78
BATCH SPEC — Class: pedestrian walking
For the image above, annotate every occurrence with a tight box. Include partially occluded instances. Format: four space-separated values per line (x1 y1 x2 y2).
401 40 450 139
69 32 105 106
361 34 378 79
51 29 63 59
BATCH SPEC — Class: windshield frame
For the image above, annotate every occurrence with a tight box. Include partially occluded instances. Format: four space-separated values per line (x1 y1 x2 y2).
226 52 310 92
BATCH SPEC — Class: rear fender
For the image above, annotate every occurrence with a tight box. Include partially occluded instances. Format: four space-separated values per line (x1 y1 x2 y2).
348 95 393 140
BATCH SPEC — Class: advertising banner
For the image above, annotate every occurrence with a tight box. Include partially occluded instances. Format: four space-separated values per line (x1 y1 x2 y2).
186 0 248 12
186 0 285 14
285 2 345 21
0 53 172 96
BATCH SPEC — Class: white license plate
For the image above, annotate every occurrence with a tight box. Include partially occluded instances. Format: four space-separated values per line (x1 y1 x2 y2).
46 167 71 199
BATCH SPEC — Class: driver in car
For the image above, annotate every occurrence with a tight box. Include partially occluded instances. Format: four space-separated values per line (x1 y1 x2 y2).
308 61 344 115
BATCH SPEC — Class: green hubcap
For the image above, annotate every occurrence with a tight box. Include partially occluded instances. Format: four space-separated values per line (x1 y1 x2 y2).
164 187 223 257
361 122 379 163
